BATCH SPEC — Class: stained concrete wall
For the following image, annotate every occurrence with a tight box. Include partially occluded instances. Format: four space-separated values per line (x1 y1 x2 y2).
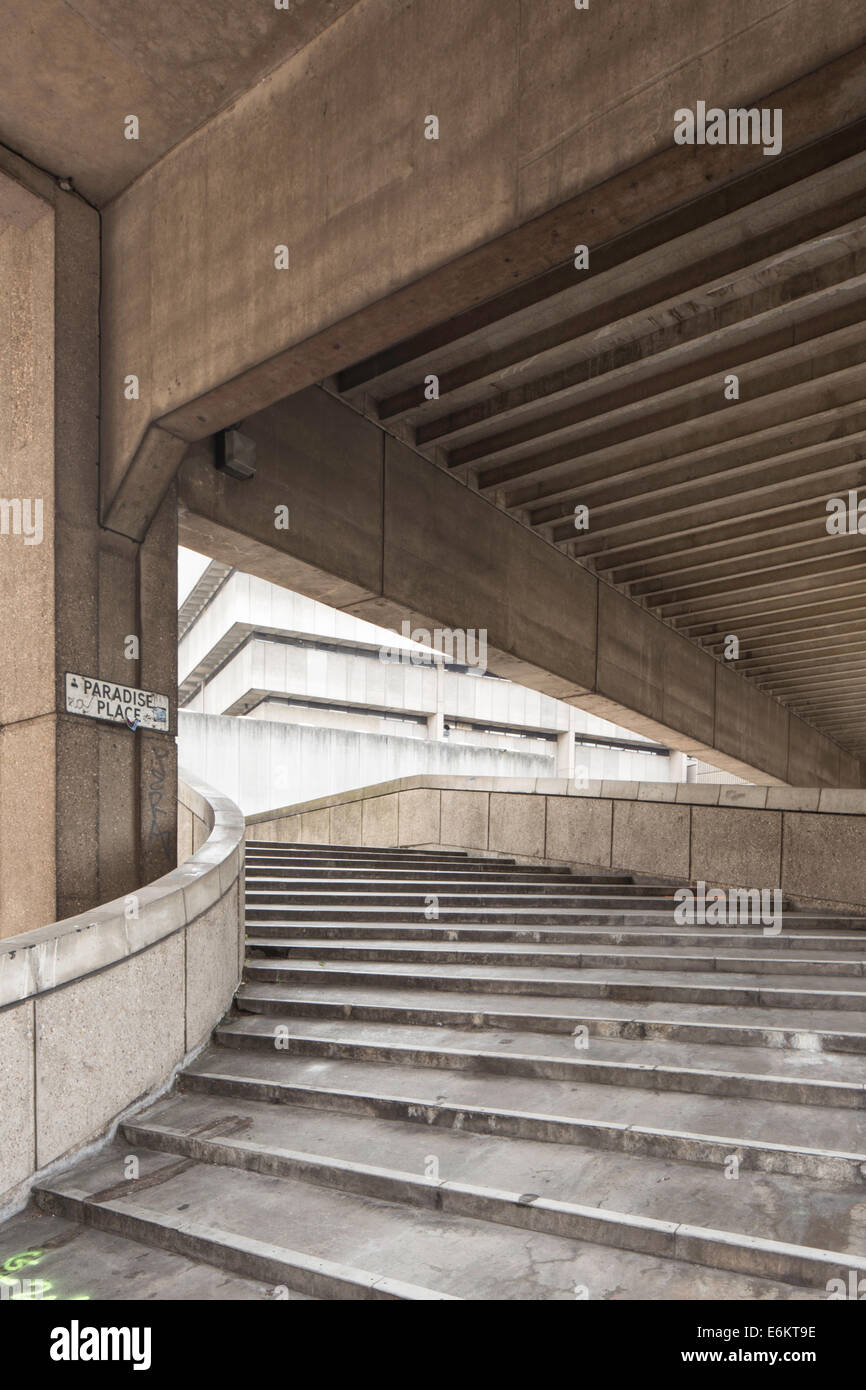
179 710 554 816
246 776 866 912
0 150 179 943
0 774 244 1217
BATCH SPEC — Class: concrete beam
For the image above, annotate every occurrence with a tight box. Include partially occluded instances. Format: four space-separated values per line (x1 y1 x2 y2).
177 386 863 787
99 10 866 540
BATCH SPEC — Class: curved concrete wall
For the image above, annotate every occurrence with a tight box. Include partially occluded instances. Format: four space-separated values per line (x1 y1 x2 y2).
247 775 866 913
0 771 244 1215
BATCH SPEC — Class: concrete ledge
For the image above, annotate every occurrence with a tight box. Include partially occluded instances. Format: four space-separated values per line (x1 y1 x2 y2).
0 769 245 1213
0 770 243 1009
246 775 866 910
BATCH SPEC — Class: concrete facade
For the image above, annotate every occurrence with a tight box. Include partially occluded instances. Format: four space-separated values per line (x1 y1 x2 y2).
176 557 679 811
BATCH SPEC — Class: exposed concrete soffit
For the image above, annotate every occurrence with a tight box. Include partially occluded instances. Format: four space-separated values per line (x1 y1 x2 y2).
103 44 866 542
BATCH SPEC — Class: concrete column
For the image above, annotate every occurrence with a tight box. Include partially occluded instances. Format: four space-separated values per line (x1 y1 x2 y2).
668 750 689 783
0 158 177 940
555 709 577 779
427 661 445 740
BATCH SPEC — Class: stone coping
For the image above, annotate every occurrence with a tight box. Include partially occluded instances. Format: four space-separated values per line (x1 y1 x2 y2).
244 775 866 823
0 768 245 1010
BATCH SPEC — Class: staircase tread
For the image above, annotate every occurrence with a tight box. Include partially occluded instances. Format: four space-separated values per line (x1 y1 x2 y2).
234 979 866 1034
216 1013 866 1084
243 957 866 994
124 1090 866 1258
183 1044 866 1154
245 936 866 965
37 1143 817 1300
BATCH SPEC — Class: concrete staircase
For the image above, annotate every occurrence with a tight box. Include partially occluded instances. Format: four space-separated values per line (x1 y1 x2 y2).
33 841 866 1300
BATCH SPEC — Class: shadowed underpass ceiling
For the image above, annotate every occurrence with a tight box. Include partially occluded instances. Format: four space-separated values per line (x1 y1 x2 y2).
332 123 866 762
0 0 361 203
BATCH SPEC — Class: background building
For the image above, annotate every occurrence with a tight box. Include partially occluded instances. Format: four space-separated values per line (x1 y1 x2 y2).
176 547 695 813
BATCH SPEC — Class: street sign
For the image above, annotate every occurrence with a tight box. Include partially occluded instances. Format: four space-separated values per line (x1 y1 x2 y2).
64 672 171 733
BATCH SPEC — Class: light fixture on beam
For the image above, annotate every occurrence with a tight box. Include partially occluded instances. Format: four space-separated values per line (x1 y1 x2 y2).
215 426 257 481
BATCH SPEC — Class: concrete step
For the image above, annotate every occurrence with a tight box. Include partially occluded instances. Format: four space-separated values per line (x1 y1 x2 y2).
236 979 866 1054
247 842 476 856
0 1202 312 1301
245 876 678 896
244 867 629 884
179 1044 866 1182
244 921 866 951
246 890 685 910
242 958 866 1010
122 1088 866 1287
245 845 506 865
244 852 563 868
214 1012 866 1108
244 937 866 978
243 903 865 928
32 1142 811 1300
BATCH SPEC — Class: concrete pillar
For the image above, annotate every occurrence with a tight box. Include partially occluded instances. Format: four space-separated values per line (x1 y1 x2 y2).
426 661 445 740
668 751 689 783
555 709 577 779
0 158 177 940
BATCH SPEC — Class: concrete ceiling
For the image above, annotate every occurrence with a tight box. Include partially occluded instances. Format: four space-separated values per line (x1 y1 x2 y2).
334 124 866 761
0 0 360 204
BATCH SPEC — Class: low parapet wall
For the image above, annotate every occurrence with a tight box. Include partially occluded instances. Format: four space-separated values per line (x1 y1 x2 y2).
246 775 866 913
0 770 245 1215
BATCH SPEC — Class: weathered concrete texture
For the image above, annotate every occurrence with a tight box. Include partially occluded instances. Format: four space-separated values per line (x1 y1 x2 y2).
397 789 440 847
714 664 790 786
782 813 866 908
185 884 241 1052
595 587 714 750
22 836 866 1300
34 932 185 1168
545 795 612 869
330 799 363 846
362 795 399 847
441 790 489 850
0 1001 34 1197
100 0 866 518
297 809 331 844
379 434 598 700
0 0 365 204
246 775 866 909
0 153 178 939
691 807 783 891
611 801 691 881
0 1205 296 1301
0 776 244 1213
489 793 546 860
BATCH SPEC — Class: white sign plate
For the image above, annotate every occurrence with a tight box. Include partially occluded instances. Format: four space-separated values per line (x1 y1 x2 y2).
65 672 171 733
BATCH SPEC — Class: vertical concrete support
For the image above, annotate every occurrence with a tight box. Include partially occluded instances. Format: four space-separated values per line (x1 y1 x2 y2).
426 662 445 741
0 158 177 940
669 751 689 783
555 710 577 780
